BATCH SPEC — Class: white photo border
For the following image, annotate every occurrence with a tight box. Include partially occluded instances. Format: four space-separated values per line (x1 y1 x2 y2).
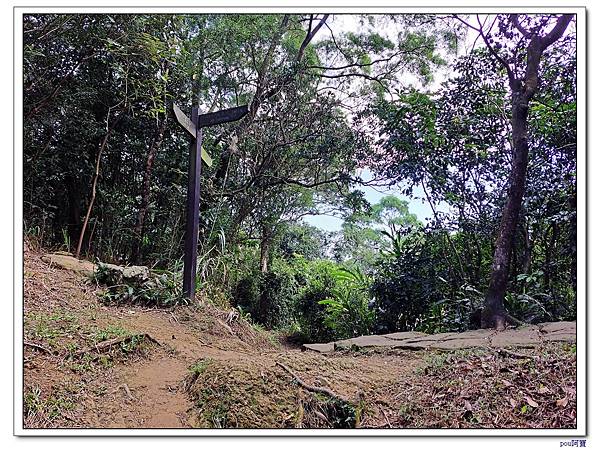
13 3 587 437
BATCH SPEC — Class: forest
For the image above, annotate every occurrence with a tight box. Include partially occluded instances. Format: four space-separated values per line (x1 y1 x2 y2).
23 13 576 344
19 11 584 432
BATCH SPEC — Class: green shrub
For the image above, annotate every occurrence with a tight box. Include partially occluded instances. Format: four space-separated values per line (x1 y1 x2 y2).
256 259 299 329
97 265 184 307
318 266 374 339
293 259 339 343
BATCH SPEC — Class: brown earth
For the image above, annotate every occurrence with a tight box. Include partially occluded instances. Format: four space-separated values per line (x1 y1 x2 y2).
22 249 577 429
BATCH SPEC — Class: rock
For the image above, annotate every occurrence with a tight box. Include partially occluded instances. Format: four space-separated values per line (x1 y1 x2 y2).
302 322 576 353
489 326 542 347
382 331 428 341
42 253 150 284
542 333 576 343
98 263 150 284
303 343 335 353
539 321 576 334
42 253 96 276
335 335 397 349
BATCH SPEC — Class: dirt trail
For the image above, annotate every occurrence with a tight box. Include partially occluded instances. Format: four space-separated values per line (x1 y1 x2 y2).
23 249 578 429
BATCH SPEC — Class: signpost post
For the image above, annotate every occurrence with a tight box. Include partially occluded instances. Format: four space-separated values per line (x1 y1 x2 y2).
173 103 248 300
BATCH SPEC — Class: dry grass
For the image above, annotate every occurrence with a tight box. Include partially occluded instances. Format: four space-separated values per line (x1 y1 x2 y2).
359 344 577 429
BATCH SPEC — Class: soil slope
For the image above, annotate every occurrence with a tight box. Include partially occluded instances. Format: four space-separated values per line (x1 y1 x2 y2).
22 248 577 430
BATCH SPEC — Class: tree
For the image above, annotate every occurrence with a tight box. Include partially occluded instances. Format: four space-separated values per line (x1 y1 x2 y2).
370 18 576 329
455 14 574 328
333 195 421 270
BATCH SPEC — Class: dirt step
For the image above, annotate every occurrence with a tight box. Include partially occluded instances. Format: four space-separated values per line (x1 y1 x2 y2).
94 355 192 428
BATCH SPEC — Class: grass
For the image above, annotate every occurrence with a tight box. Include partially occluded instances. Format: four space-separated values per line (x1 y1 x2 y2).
414 352 450 374
24 384 76 427
201 388 231 428
92 324 130 343
25 310 81 349
189 358 213 375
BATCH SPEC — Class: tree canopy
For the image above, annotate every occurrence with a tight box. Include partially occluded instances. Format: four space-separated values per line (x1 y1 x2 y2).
23 13 577 338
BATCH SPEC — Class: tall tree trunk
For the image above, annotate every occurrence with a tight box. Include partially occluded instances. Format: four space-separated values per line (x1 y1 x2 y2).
131 115 168 264
259 226 272 274
480 15 573 329
481 92 530 328
75 116 120 259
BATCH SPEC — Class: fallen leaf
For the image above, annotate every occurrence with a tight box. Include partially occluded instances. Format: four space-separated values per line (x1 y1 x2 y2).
538 385 550 394
502 379 512 388
464 400 473 411
556 397 568 407
525 396 539 408
509 398 517 408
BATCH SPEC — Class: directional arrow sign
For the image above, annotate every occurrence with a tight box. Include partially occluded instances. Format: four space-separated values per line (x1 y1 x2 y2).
197 105 248 128
172 103 213 167
172 101 249 302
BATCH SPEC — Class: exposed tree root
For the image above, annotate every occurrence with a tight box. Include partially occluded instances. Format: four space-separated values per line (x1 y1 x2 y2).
24 341 53 354
506 314 527 327
275 361 353 406
75 333 160 359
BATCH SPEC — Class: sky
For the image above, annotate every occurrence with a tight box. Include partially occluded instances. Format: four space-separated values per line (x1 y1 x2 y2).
303 14 461 232
303 169 450 232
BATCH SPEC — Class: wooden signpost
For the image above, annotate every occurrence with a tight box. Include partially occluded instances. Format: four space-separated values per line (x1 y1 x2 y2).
173 103 248 300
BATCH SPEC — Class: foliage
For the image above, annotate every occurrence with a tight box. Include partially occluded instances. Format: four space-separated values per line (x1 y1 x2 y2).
23 13 576 337
293 259 340 343
95 263 184 307
318 267 375 339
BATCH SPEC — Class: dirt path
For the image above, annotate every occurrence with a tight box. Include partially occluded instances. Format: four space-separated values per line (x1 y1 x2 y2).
23 250 578 429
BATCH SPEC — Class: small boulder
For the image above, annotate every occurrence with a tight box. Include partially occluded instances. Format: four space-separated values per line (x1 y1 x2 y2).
42 253 96 277
96 263 150 285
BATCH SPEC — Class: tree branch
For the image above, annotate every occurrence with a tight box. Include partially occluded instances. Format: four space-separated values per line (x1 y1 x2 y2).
297 14 330 63
510 14 533 38
540 14 574 51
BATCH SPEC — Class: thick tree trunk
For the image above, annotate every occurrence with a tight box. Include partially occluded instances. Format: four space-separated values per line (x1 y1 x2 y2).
131 116 167 264
480 15 572 329
481 93 530 329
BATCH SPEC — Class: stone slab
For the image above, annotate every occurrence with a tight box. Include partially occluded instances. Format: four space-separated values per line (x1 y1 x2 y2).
542 333 576 343
302 322 576 353
428 338 492 350
42 253 97 277
539 321 576 334
489 327 542 348
335 335 396 349
303 343 335 353
382 331 428 341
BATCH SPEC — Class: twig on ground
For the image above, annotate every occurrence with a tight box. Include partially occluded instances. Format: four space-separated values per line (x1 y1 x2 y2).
275 361 352 405
216 318 236 337
496 348 539 360
24 341 53 354
119 383 135 401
